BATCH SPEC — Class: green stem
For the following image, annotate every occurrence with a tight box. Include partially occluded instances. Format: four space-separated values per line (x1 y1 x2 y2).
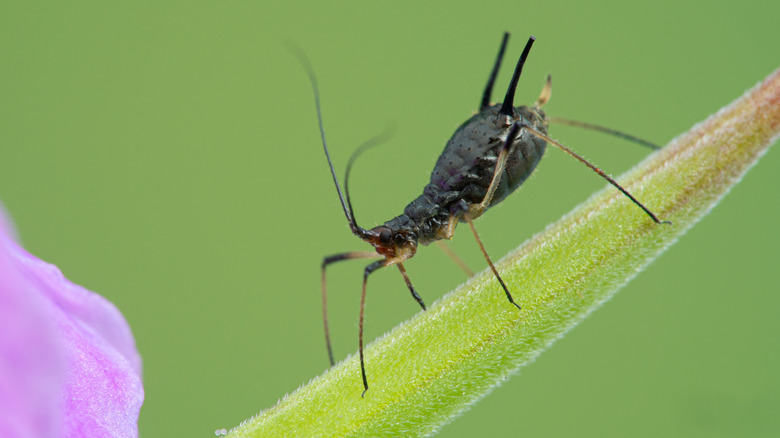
228 68 780 438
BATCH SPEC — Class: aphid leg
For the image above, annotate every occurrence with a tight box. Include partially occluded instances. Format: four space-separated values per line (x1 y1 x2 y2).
359 258 392 397
547 117 660 150
479 123 523 211
464 215 521 311
396 263 426 310
435 241 474 277
480 32 510 111
322 251 379 367
459 123 527 310
524 127 671 224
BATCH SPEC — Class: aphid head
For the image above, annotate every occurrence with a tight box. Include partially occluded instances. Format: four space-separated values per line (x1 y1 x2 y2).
362 226 418 261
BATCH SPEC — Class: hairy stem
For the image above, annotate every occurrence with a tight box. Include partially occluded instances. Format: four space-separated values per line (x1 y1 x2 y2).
228 68 780 438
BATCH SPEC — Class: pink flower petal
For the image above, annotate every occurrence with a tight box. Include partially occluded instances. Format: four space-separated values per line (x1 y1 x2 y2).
0 205 144 437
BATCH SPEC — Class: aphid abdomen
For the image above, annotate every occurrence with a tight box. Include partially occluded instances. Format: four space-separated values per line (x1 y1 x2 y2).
429 105 548 216
499 107 548 203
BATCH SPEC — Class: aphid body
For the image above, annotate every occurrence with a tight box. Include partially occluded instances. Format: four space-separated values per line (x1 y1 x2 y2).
379 102 547 255
364 35 547 269
297 32 666 396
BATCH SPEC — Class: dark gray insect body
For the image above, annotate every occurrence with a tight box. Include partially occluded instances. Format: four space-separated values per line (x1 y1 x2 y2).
297 32 667 397
388 104 548 246
433 105 548 210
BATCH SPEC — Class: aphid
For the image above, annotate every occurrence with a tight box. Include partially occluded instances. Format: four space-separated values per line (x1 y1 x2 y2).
297 33 667 396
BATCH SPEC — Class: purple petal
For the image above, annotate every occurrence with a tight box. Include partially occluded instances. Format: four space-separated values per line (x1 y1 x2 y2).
0 243 64 438
0 205 144 437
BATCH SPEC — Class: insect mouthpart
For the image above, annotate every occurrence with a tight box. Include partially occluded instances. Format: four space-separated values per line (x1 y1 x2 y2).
365 226 418 260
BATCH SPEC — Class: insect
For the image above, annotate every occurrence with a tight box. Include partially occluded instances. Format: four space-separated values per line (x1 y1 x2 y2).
296 32 668 396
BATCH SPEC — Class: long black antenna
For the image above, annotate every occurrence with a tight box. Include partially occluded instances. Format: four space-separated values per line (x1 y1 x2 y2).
481 32 510 110
344 128 395 228
290 45 363 236
500 36 535 116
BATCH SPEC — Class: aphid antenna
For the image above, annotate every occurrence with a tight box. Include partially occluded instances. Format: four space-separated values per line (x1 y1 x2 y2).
344 126 396 228
290 45 367 237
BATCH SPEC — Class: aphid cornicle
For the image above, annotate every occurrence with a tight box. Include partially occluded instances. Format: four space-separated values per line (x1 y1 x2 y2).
298 32 667 396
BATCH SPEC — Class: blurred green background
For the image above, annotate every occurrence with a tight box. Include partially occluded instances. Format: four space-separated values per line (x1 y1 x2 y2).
2 1 778 436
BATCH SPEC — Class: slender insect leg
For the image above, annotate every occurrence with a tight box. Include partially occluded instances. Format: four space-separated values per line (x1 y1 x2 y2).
359 258 392 397
460 121 524 309
547 117 660 150
479 123 523 211
465 216 522 311
480 32 510 111
322 251 379 367
524 127 671 225
435 241 474 277
396 263 426 311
